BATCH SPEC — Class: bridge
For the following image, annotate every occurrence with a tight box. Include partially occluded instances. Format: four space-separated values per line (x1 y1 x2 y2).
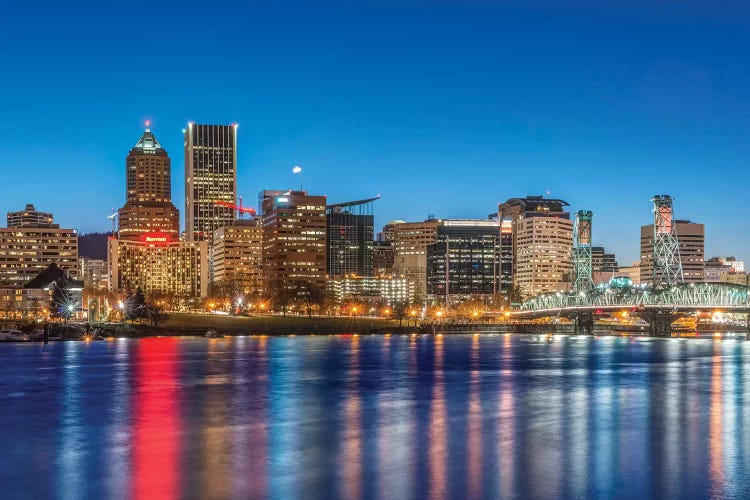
515 281 750 335
513 195 750 336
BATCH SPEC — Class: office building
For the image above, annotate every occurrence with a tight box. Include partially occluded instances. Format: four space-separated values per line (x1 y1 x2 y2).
392 219 440 300
719 271 747 285
616 262 641 285
326 197 377 277
426 219 501 301
0 287 50 320
0 206 78 287
498 196 573 298
328 275 414 306
7 204 54 228
184 123 238 241
212 218 264 295
640 220 704 284
262 191 327 290
117 125 180 241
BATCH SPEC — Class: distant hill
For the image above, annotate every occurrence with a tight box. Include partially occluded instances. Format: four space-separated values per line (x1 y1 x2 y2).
78 232 110 260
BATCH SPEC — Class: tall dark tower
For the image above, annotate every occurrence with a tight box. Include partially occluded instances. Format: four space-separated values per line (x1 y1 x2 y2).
117 123 180 241
184 123 238 241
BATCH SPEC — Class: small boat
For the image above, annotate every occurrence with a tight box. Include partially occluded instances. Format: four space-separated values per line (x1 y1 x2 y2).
204 329 219 338
0 327 27 341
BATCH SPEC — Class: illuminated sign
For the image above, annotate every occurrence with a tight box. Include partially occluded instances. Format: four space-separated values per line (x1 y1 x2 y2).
140 232 172 245
276 197 289 203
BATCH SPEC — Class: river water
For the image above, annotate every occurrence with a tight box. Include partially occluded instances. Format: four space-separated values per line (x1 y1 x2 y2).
1 334 749 499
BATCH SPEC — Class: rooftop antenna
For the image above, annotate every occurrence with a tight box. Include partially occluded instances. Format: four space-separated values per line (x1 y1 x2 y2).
292 165 303 191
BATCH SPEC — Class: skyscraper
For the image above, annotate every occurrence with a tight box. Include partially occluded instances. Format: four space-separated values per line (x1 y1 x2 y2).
117 125 179 241
184 123 238 241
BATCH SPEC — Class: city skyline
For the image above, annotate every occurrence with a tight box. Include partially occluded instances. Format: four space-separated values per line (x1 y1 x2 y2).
3 2 750 265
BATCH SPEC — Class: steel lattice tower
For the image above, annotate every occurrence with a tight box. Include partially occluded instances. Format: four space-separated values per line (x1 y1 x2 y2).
573 210 594 291
651 195 684 288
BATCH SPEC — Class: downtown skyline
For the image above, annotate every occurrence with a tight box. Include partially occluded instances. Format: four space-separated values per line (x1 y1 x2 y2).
2 2 750 265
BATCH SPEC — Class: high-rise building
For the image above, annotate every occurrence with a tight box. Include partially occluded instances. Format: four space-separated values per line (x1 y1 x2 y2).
425 219 500 301
117 125 179 241
640 220 704 284
7 204 54 228
0 206 78 287
498 196 573 298
110 126 209 297
184 123 238 241
392 219 440 300
212 218 264 295
499 219 513 292
326 197 377 277
262 191 327 290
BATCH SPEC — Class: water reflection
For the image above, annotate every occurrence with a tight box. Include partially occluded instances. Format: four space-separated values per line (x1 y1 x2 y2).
0 335 749 498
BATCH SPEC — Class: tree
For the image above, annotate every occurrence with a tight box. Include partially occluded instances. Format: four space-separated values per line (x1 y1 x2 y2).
266 279 295 316
123 288 148 323
146 303 166 328
292 280 325 318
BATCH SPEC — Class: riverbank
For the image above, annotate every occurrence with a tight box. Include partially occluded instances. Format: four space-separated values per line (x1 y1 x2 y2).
133 312 421 336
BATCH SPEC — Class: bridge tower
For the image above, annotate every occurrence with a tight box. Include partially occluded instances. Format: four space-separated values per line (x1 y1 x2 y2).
651 195 684 289
573 210 594 292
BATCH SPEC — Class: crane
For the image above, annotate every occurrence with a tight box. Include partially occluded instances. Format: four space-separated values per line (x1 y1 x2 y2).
107 209 119 234
214 196 256 219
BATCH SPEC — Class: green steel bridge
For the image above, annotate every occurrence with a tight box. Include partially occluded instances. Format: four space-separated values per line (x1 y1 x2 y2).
515 281 750 336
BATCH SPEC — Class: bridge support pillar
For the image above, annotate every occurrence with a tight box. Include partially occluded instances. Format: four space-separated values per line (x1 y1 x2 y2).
574 313 594 335
648 311 674 337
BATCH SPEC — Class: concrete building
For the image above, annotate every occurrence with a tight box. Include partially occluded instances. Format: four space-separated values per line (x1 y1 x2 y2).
262 191 327 290
328 275 414 306
326 197 377 277
184 123 238 241
0 287 50 320
108 237 209 297
79 257 109 290
426 219 500 301
117 126 180 241
0 206 78 287
615 262 641 285
392 219 440 300
7 204 54 228
498 196 573 298
212 219 263 296
640 220 704 284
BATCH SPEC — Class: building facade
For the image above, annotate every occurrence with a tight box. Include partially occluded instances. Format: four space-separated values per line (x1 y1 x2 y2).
498 196 573 298
79 257 109 290
184 123 238 241
640 220 705 285
7 204 54 228
425 220 500 301
117 126 180 241
373 241 395 276
108 237 209 297
328 275 414 306
262 191 327 290
392 220 439 300
326 197 377 277
212 219 264 295
0 207 78 287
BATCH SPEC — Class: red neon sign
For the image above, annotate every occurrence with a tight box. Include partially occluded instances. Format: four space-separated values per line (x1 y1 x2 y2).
140 232 172 245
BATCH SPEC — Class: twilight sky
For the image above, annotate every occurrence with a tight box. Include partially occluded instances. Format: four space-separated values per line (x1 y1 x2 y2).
1 1 750 264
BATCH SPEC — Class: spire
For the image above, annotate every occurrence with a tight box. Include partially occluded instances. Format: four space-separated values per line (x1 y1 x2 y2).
132 122 163 152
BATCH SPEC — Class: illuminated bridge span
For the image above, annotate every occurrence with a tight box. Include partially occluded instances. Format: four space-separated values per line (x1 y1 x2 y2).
516 281 750 336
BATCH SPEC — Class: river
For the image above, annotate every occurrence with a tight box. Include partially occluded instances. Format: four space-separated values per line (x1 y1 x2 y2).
1 334 748 499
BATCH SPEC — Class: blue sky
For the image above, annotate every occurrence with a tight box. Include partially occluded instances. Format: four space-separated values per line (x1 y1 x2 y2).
1 1 750 264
